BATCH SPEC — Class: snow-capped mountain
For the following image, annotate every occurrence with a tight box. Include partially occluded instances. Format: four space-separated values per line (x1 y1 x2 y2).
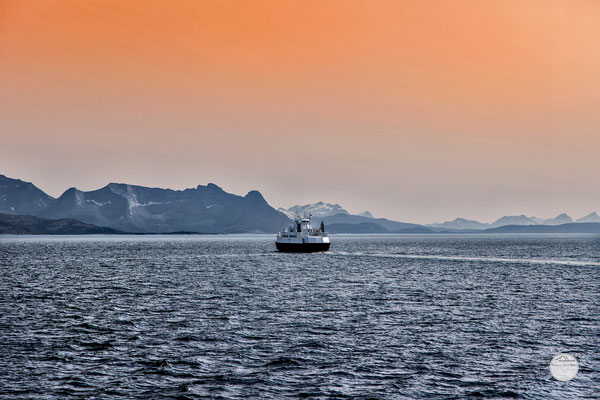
277 202 350 218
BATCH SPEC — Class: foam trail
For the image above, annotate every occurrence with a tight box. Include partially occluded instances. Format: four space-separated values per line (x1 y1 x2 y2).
329 252 600 267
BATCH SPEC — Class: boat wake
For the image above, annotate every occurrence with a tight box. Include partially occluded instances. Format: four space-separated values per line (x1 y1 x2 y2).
329 251 600 267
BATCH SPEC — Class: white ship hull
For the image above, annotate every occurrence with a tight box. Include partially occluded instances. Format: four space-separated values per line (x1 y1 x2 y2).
276 216 330 252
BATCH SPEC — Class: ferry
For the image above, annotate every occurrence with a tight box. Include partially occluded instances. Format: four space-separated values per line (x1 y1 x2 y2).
276 215 330 252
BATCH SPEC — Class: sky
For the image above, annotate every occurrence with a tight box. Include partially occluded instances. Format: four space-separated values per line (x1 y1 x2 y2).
1 0 599 224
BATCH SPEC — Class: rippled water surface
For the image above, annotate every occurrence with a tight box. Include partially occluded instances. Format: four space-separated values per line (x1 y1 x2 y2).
1 234 599 399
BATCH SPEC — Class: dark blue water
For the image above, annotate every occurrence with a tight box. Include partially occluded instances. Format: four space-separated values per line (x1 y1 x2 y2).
1 234 598 399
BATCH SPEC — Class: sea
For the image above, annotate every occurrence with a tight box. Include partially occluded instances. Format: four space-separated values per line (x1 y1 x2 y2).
0 234 598 399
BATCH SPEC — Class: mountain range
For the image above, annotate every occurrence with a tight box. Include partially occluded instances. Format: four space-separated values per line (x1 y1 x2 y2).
0 174 289 233
427 212 600 230
278 199 600 232
278 202 421 232
1 174 599 234
277 202 372 219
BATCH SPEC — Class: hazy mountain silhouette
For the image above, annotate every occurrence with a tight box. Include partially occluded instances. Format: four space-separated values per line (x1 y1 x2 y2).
428 217 490 230
490 215 536 227
326 222 387 233
576 212 600 223
536 213 573 225
431 213 580 230
319 213 421 231
482 222 600 234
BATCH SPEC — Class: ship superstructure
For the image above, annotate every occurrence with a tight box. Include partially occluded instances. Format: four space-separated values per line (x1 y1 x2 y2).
275 214 330 252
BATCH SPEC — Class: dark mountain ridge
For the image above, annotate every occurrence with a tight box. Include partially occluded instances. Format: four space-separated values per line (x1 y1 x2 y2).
0 175 289 233
0 213 121 234
0 174 54 215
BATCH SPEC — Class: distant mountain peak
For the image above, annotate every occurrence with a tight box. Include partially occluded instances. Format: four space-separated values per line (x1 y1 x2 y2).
576 211 600 223
358 211 374 218
541 213 573 225
491 215 536 227
427 217 490 230
278 202 350 218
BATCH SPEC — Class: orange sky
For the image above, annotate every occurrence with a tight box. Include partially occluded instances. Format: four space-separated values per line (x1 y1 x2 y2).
1 0 599 223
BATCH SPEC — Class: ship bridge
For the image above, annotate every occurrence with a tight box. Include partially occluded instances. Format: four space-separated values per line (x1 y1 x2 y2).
276 214 330 252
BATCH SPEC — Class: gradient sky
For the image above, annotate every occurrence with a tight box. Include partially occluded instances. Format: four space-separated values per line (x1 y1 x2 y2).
1 0 599 223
